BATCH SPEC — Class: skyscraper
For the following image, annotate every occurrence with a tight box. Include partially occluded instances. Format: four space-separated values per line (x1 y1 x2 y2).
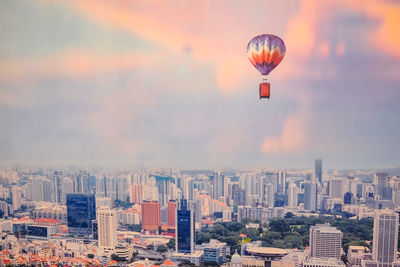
304 182 317 211
315 159 322 184
372 209 399 265
142 201 160 231
310 224 343 259
288 183 298 208
67 193 96 236
328 179 343 199
97 207 117 256
11 187 21 211
176 199 194 254
168 200 177 228
277 171 286 193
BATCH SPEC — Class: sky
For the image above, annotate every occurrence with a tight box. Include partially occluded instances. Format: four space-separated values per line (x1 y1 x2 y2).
1 0 400 169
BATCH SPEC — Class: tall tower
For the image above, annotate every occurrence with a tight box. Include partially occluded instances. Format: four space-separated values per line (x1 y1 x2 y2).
11 187 21 211
288 183 298 208
372 209 399 265
97 207 117 256
176 198 194 254
277 171 286 193
310 224 343 259
304 182 317 211
314 159 322 185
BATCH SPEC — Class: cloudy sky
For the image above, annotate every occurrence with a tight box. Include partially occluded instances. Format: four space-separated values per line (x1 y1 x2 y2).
1 0 400 169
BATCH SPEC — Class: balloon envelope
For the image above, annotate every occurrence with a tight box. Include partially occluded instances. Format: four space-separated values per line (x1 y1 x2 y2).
247 34 286 75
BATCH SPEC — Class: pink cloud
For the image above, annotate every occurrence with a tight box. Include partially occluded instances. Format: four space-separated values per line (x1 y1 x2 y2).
262 114 307 153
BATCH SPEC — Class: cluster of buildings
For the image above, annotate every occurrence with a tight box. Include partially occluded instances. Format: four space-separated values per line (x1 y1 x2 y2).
0 162 400 266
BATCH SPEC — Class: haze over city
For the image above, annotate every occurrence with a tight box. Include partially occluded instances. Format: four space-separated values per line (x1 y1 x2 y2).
1 0 400 169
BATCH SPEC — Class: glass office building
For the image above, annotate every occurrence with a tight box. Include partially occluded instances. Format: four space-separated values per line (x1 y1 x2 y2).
176 199 194 253
67 193 96 236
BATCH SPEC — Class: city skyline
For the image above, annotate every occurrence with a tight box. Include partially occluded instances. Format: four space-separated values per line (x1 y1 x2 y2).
1 0 400 169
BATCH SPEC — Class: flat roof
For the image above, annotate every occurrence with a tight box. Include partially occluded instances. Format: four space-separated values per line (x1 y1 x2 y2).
246 247 288 256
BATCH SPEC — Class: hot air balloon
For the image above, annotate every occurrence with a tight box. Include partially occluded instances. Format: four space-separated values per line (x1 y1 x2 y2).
247 34 286 99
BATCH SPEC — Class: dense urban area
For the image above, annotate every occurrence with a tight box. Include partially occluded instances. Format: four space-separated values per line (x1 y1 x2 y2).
0 161 399 266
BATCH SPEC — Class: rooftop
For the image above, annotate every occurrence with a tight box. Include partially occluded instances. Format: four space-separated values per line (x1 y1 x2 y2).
246 247 288 257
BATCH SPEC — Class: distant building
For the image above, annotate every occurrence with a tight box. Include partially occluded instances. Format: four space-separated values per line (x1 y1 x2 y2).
142 201 160 231
310 224 343 259
302 257 345 267
372 209 399 265
32 202 67 222
344 192 353 205
176 199 194 254
230 250 242 267
96 197 112 209
347 246 368 266
11 187 21 211
288 183 298 208
304 182 317 211
66 193 96 236
97 207 117 255
277 171 286 193
171 250 203 266
196 239 229 265
329 179 343 199
129 184 143 204
168 200 177 228
315 159 322 184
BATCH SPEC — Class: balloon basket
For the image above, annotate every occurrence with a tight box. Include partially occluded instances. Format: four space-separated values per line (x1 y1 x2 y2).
259 82 270 99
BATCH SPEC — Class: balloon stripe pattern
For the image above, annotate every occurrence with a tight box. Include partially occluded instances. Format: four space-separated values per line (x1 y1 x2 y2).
247 34 286 76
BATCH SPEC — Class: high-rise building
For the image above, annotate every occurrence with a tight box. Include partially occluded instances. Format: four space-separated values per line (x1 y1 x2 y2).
176 199 194 254
310 224 343 259
129 184 143 204
168 200 177 228
214 171 224 199
372 209 399 265
315 159 322 184
66 193 96 236
288 183 298 208
11 187 21 211
304 182 317 211
329 179 343 199
277 171 286 193
53 171 64 203
142 201 160 231
31 178 44 202
97 207 117 255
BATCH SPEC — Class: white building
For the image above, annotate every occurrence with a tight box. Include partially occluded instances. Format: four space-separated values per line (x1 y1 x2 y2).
97 207 117 256
288 183 298 208
302 257 345 267
310 224 343 259
11 187 21 211
347 246 368 266
372 209 399 265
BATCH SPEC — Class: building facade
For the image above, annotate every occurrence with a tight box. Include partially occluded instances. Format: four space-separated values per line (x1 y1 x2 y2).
310 224 343 259
66 193 96 236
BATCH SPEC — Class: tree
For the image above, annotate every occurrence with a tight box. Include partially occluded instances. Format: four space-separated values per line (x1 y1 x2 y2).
179 260 195 266
111 253 119 261
157 245 167 253
269 218 290 235
284 212 295 219
167 238 175 249
146 244 155 251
